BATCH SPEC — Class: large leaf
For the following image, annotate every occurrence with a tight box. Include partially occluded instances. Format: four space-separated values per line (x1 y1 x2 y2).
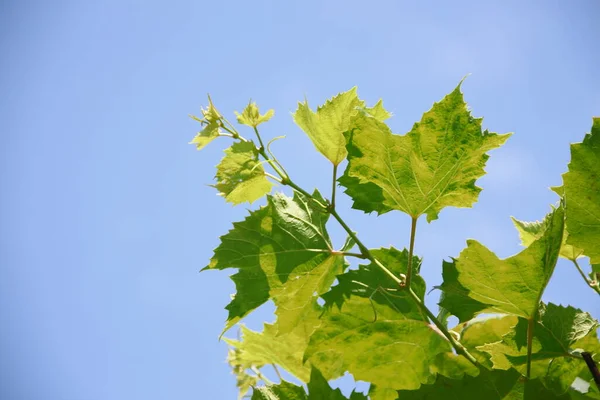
213 141 273 204
397 368 572 400
250 367 368 400
293 87 364 165
339 82 510 221
206 190 344 333
322 247 428 321
437 260 487 323
479 303 599 393
440 205 564 319
554 118 600 264
304 296 451 391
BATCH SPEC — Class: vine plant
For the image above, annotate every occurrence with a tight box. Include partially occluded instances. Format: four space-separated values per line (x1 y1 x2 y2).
190 80 600 399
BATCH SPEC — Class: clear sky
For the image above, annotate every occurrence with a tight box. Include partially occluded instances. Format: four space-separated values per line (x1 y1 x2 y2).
1 1 599 399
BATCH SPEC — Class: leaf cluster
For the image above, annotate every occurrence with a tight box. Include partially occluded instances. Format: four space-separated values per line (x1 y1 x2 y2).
189 82 600 399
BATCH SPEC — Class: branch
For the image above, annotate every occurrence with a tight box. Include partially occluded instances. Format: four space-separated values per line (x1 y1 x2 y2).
572 259 600 295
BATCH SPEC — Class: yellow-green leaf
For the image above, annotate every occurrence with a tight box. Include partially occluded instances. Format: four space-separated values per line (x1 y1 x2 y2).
554 117 600 264
293 87 364 165
340 82 510 221
214 141 273 205
441 205 564 319
235 102 275 128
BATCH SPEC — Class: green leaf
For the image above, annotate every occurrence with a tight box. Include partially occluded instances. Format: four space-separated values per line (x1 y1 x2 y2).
322 247 428 321
437 259 487 323
224 317 315 383
368 385 399 400
456 315 519 367
235 102 275 128
306 367 367 400
250 367 368 400
189 95 223 150
512 216 583 261
206 190 344 334
479 303 599 393
293 87 364 165
397 368 572 399
252 381 308 400
440 205 564 319
554 117 600 264
214 141 274 204
304 296 451 391
340 82 510 221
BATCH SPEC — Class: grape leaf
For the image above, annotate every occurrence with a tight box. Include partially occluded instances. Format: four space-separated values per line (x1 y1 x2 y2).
235 102 275 128
189 96 223 150
437 260 487 323
304 296 452 391
224 315 316 383
554 117 600 264
293 87 364 165
479 303 599 393
322 247 428 321
397 368 572 400
250 368 368 400
368 385 399 400
213 141 274 205
340 82 510 221
455 315 519 367
440 205 564 319
512 216 583 261
206 190 344 334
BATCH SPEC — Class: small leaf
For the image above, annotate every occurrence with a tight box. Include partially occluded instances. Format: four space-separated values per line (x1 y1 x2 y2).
228 347 260 399
340 81 510 221
304 296 452 391
456 315 519 367
554 117 600 264
214 141 273 205
189 95 223 150
440 205 564 319
235 102 275 128
293 87 364 165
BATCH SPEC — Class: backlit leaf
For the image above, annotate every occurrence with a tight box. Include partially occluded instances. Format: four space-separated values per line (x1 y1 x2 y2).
293 87 363 165
236 102 275 128
322 247 428 321
214 141 273 204
554 118 600 264
440 205 564 319
304 296 452 391
206 190 344 334
340 82 510 221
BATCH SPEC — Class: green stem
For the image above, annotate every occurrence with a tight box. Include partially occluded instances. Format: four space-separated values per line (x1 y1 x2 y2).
572 259 600 295
407 288 479 366
405 217 418 288
331 164 338 210
271 364 282 381
526 317 535 379
253 126 266 151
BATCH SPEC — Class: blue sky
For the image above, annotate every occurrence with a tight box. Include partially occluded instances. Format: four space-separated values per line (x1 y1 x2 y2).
1 1 599 399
